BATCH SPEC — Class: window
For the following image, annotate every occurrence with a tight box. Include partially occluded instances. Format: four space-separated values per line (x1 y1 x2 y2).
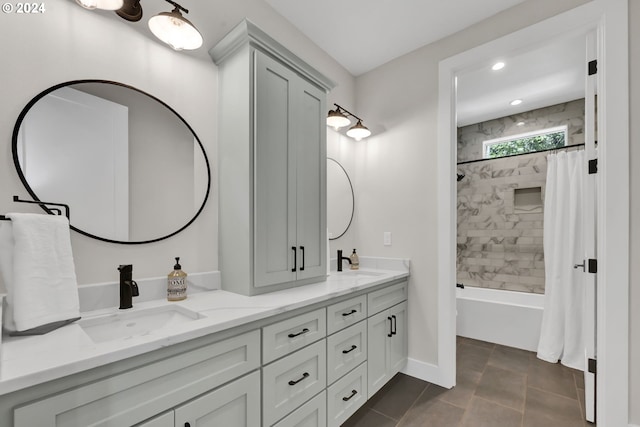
482 125 567 159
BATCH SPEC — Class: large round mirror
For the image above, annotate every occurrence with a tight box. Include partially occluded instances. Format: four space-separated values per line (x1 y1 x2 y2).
12 80 211 244
327 158 354 240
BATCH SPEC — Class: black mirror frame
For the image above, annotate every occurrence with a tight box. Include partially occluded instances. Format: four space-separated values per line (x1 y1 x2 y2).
11 79 212 245
327 157 354 241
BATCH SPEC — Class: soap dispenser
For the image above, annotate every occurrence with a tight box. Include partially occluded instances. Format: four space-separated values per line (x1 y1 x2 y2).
349 249 359 270
167 257 187 301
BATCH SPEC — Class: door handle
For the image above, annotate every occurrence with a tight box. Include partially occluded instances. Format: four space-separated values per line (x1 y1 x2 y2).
391 314 397 336
387 316 393 337
300 246 305 271
292 246 297 272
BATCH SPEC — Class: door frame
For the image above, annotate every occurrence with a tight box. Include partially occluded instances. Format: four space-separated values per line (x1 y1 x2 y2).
436 1 629 426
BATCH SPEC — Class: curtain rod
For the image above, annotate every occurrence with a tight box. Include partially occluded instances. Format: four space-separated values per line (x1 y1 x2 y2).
456 143 586 166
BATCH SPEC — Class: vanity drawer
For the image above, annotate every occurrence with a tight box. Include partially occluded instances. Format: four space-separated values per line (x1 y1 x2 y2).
272 390 327 427
263 308 326 363
327 321 367 385
327 362 368 427
367 281 407 316
326 294 367 335
263 340 327 427
14 330 261 427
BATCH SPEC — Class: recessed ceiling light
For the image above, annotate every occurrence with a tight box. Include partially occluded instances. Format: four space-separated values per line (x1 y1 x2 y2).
516 121 525 126
492 62 505 71
510 99 523 106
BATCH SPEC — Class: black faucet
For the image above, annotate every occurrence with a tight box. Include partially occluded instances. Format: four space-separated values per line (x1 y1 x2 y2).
118 264 139 309
337 250 352 272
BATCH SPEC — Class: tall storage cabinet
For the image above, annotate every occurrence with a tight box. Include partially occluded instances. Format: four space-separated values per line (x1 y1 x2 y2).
210 20 334 295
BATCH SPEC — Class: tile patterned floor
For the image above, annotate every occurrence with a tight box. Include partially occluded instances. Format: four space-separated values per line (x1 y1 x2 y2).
343 336 592 427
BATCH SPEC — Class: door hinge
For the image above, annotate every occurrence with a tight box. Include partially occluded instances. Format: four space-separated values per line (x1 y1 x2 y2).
588 159 598 174
588 60 598 76
588 358 597 374
588 259 597 274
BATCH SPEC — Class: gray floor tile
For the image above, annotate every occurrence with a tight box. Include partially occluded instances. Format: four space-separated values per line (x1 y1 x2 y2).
457 342 492 374
528 357 578 399
523 386 586 427
475 365 527 411
458 336 496 350
439 364 482 409
366 373 429 421
488 344 532 373
397 386 465 427
342 407 397 427
459 396 523 427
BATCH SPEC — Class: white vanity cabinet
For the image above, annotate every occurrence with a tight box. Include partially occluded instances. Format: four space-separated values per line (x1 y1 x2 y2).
174 371 261 427
7 277 409 427
210 19 334 296
137 372 261 427
13 331 261 427
366 282 408 397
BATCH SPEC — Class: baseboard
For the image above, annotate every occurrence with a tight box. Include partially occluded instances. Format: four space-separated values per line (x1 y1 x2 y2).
401 358 451 389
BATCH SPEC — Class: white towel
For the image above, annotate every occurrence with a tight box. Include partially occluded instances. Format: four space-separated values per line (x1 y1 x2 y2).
0 213 80 332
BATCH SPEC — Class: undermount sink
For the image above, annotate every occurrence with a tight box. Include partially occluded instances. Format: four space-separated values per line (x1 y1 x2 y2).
78 305 204 344
337 270 386 277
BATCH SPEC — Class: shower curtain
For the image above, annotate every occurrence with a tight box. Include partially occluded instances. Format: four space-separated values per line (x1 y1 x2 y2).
537 150 585 371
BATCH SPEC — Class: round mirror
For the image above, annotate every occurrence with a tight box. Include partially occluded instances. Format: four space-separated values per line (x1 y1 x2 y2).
12 80 211 244
327 158 354 240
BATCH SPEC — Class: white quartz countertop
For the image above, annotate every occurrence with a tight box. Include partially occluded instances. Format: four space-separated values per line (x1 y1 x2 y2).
0 260 409 396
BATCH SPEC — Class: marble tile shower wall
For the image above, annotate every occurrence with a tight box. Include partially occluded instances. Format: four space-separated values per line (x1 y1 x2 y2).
457 99 585 162
456 99 585 294
456 154 547 294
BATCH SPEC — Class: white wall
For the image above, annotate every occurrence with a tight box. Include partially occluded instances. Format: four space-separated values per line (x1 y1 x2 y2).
628 1 640 423
0 1 354 286
352 0 591 375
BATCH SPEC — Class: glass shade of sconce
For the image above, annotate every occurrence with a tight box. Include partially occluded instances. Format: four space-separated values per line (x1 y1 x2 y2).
76 0 123 10
346 120 371 141
327 108 352 130
148 6 203 51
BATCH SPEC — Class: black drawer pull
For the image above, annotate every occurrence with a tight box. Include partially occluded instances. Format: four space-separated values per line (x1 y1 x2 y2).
387 316 393 337
288 372 310 386
292 246 297 272
342 345 357 354
342 309 357 317
185 423 191 427
288 328 310 338
342 389 358 401
391 314 397 336
300 245 305 271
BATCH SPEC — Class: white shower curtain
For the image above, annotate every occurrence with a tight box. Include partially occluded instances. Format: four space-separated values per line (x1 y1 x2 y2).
537 150 585 370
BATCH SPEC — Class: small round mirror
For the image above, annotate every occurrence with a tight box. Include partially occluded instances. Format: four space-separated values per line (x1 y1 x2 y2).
327 158 354 240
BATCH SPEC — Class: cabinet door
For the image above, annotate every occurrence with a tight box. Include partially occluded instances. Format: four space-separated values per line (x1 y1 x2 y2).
294 77 326 281
174 370 260 427
389 301 408 375
254 50 297 288
136 411 174 427
367 310 393 398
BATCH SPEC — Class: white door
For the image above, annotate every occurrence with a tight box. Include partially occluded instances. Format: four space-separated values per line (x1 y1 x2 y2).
581 30 598 423
18 87 129 240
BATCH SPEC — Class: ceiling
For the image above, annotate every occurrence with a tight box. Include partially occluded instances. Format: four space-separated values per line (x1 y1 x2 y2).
90 0 586 128
264 0 528 77
456 31 587 126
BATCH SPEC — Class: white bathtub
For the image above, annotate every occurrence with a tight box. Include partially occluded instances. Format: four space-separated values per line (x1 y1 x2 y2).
456 286 545 352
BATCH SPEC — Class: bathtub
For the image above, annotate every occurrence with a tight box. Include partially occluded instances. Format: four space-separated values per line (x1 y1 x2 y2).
456 286 545 352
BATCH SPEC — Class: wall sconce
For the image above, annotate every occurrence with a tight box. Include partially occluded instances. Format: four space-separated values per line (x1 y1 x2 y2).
327 104 372 141
76 0 203 51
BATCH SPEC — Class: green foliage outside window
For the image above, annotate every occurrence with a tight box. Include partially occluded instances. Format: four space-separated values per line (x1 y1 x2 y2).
486 131 566 158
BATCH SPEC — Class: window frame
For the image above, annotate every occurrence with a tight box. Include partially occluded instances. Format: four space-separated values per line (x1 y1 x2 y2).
482 125 568 159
